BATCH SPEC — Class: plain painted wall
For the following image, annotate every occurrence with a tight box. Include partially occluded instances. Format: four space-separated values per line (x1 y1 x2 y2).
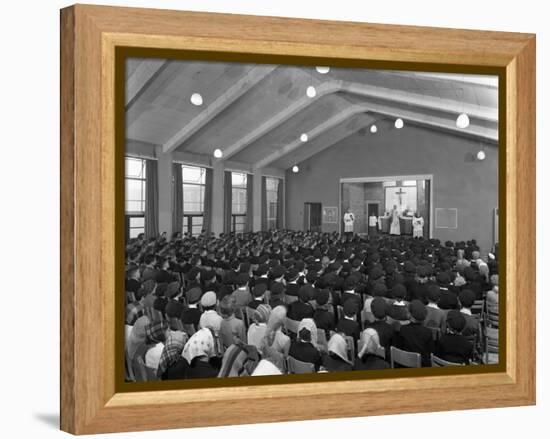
285 121 498 253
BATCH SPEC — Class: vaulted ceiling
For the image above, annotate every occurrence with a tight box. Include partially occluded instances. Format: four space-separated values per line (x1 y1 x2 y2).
125 58 498 171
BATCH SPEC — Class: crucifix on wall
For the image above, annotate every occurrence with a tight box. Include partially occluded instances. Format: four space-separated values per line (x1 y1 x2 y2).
395 187 407 207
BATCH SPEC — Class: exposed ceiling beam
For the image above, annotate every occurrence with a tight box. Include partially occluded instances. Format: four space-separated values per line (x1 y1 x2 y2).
162 65 277 154
254 104 370 169
256 96 497 169
221 81 342 160
125 59 169 108
280 113 377 168
221 79 497 161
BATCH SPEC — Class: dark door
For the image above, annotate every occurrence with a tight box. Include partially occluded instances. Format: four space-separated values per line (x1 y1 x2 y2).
304 202 322 232
367 203 379 218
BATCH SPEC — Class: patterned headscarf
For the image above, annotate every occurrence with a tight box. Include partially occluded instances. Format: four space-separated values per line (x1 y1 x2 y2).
145 321 168 344
327 332 352 364
127 315 150 359
182 328 215 364
157 330 187 377
297 318 318 348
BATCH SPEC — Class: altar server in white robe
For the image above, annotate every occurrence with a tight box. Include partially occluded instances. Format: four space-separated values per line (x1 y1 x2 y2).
390 205 401 235
412 212 424 238
343 208 355 237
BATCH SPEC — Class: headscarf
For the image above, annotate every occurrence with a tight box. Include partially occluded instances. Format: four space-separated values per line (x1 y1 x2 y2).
157 331 187 377
358 328 383 359
182 328 215 364
145 320 168 344
327 333 352 365
266 305 287 334
297 318 318 348
251 359 282 376
127 315 150 359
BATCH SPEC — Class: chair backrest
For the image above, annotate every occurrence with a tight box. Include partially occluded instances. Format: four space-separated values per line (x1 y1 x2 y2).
390 346 421 368
317 330 328 352
471 300 485 316
284 317 300 335
132 356 148 382
431 353 464 367
287 356 315 374
429 327 441 342
125 349 135 382
336 306 344 321
486 305 499 328
344 335 355 360
485 327 499 353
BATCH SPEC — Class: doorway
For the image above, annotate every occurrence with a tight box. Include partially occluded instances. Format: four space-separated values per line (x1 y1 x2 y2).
304 202 322 232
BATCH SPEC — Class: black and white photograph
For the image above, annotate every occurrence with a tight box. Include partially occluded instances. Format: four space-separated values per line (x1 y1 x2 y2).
123 58 499 382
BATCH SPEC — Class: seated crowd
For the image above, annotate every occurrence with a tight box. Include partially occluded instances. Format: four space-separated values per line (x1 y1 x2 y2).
125 230 499 381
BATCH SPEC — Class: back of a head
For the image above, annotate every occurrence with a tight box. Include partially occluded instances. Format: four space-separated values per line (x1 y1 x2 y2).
427 284 441 303
459 289 476 308
392 283 407 300
219 296 235 318
371 297 387 320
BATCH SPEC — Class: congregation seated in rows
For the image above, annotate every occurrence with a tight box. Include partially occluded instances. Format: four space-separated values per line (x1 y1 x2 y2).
124 230 499 380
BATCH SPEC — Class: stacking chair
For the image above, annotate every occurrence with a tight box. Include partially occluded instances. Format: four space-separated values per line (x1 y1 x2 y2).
317 330 328 353
431 353 464 367
471 300 485 317
428 326 441 342
485 304 499 328
484 326 499 364
344 335 356 360
132 356 148 382
286 356 315 374
390 346 421 368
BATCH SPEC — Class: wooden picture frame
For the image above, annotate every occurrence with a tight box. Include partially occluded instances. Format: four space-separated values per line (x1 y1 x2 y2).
60 4 536 434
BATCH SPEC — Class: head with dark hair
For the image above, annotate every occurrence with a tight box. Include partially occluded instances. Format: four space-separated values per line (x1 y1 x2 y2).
219 296 235 318
144 253 157 266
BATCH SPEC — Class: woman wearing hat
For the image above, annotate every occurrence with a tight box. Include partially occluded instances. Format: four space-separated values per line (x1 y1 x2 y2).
435 310 473 364
247 304 271 349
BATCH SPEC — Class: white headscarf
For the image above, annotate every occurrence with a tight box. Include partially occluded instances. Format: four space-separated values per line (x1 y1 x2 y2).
327 333 352 364
251 359 282 376
298 318 318 348
182 328 215 363
358 328 383 359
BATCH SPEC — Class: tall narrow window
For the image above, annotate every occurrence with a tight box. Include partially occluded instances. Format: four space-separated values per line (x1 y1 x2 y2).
182 165 206 237
231 172 247 233
265 177 279 230
125 157 146 239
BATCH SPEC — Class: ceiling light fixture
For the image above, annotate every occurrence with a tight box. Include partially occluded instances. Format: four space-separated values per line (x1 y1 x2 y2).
394 118 404 129
370 124 378 134
306 86 317 98
292 165 299 173
456 112 470 129
315 66 330 74
477 150 486 161
300 133 308 142
213 148 223 159
190 93 203 106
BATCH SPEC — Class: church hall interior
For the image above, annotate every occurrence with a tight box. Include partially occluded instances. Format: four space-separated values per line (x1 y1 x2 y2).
124 58 500 381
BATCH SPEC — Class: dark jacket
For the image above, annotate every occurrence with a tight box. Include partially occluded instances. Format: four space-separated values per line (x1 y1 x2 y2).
396 322 435 367
288 341 322 370
435 333 473 364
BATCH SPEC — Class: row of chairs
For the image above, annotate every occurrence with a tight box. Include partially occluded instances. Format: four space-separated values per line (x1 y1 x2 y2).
285 347 464 374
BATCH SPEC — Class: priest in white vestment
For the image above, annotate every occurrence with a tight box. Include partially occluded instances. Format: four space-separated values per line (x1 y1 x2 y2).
390 205 401 235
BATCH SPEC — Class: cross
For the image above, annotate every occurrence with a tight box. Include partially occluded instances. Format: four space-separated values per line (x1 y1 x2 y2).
395 187 407 206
